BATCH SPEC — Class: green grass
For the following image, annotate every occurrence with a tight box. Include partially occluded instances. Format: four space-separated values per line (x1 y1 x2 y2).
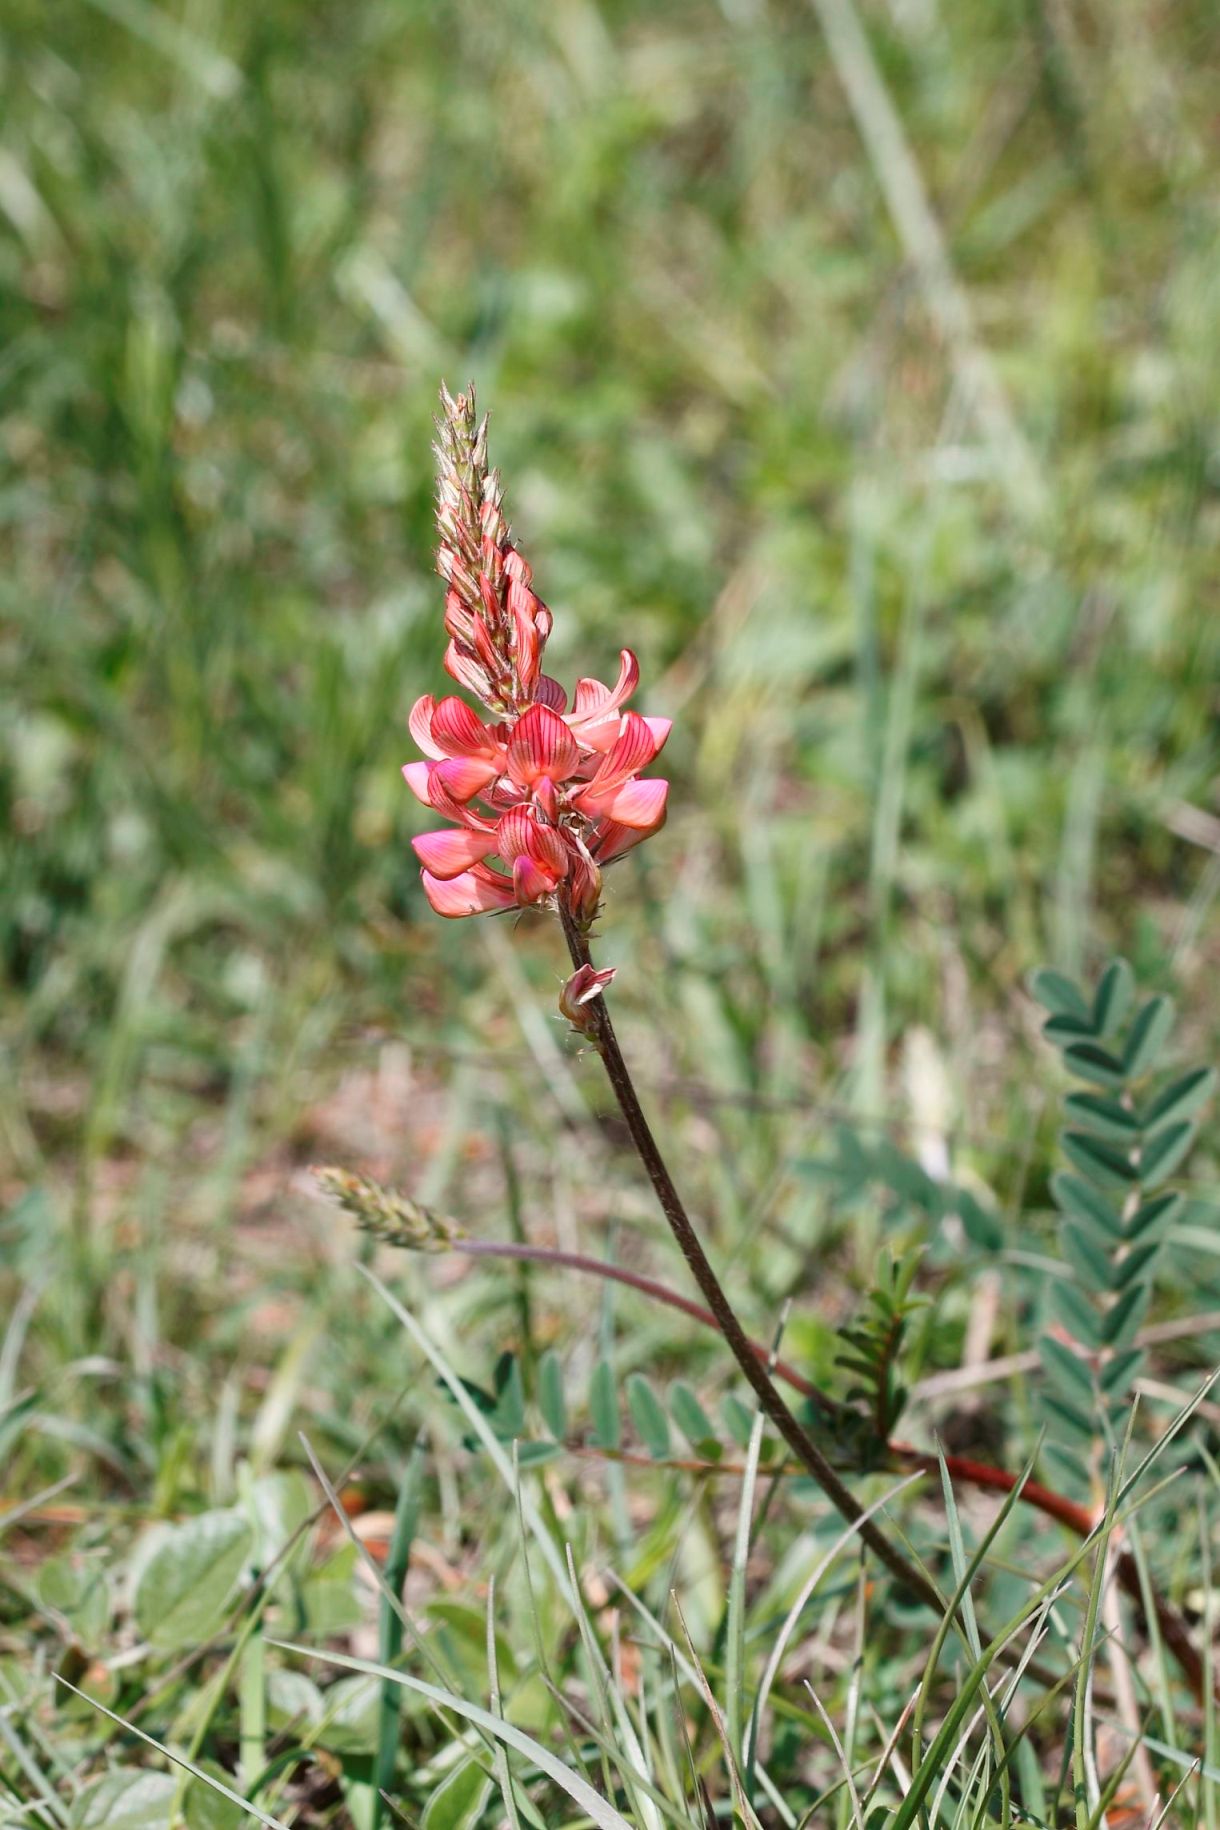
2 0 1220 1822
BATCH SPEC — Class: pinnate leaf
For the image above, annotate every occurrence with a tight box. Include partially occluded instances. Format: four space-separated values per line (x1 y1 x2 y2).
1029 968 1090 1021
1122 996 1175 1078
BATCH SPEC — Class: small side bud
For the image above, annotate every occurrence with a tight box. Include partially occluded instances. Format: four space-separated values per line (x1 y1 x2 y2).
559 963 616 1034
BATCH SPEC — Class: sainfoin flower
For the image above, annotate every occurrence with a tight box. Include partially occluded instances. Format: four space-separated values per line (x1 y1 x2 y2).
405 385 669 924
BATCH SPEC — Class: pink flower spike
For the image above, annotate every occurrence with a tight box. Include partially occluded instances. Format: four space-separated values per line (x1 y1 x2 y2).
559 963 617 1031
421 867 517 918
412 827 493 879
506 703 580 787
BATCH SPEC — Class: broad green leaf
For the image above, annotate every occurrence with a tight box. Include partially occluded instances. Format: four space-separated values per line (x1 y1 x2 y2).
1051 1172 1121 1240
1062 1093 1139 1144
588 1359 620 1451
250 1471 312 1565
1059 1130 1137 1194
422 1756 493 1830
626 1374 671 1459
669 1380 716 1450
38 1556 109 1647
71 1771 177 1830
1140 1067 1216 1132
1091 959 1135 1037
537 1350 566 1441
1138 1120 1196 1190
185 1763 246 1830
299 1541 361 1634
1028 968 1090 1021
1122 997 1175 1078
1061 1042 1127 1091
134 1510 252 1650
266 1667 324 1732
315 1673 381 1754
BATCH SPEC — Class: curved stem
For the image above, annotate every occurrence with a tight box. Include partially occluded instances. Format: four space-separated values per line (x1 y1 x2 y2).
559 906 943 1612
553 906 1208 1701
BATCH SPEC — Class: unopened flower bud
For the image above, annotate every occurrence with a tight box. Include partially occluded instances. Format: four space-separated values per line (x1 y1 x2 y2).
559 964 616 1033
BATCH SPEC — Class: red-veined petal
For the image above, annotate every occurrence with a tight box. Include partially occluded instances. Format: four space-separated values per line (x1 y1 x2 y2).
576 775 668 830
506 703 580 787
532 675 568 712
431 696 498 759
421 867 516 918
433 755 500 801
512 855 561 904
408 695 445 760
411 827 492 879
496 807 570 876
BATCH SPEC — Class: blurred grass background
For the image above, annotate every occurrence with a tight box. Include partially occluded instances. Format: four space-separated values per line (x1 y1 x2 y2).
2 0 1219 1560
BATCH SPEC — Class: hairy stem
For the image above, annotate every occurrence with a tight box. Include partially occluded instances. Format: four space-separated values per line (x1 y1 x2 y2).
559 906 942 1611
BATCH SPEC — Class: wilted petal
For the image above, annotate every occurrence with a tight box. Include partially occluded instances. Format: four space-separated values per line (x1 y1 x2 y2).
577 775 668 830
506 704 580 787
412 827 493 879
421 866 516 917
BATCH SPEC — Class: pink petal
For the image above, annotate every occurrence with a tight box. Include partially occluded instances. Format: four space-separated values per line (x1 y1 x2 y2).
433 756 500 801
496 807 570 876
643 716 671 753
506 703 580 787
569 649 639 730
408 695 445 760
443 639 492 699
532 675 569 713
512 855 560 904
576 775 668 830
590 819 651 864
584 712 660 792
431 696 499 759
411 827 492 879
421 867 516 917
402 761 434 805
